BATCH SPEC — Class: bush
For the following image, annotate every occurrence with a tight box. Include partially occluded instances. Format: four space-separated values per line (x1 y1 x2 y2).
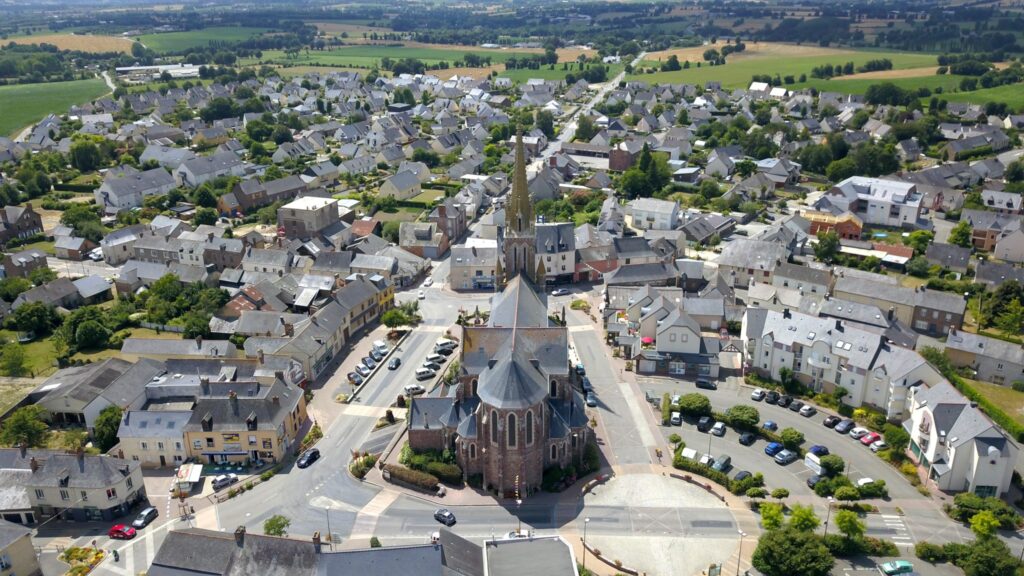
947 492 1022 529
724 405 760 430
583 442 600 473
858 480 888 499
383 464 439 491
349 454 378 479
861 536 899 557
369 536 382 548
543 465 566 492
677 393 711 417
834 486 861 501
779 427 805 450
730 471 765 495
916 541 948 563
672 454 731 488
661 392 671 424
425 461 464 485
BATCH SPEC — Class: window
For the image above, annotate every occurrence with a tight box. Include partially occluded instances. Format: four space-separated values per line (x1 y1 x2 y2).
132 455 139 461
192 440 202 450
249 435 257 445
262 439 273 449
140 441 148 451
491 410 499 443
526 411 534 445
551 445 557 460
206 438 214 448
507 413 517 447
106 488 117 500
157 442 164 451
80 490 88 501
470 444 476 459
669 333 676 342
60 489 69 501
126 477 133 490
175 442 182 451
550 380 557 398
174 455 184 463
0 553 10 570
34 489 44 500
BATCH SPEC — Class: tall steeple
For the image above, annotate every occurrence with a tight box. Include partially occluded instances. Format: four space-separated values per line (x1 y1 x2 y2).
501 129 537 286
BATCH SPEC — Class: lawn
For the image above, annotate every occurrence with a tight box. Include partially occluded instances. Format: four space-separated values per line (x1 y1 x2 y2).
137 27 270 53
15 239 56 255
0 78 110 138
630 48 937 90
0 379 38 416
373 207 423 223
408 189 445 205
970 379 1024 429
934 82 1024 109
0 330 58 378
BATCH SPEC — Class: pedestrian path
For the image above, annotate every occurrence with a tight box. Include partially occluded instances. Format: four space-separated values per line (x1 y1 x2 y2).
881 513 914 547
347 489 400 543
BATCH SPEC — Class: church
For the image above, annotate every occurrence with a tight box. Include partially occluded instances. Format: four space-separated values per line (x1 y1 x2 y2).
406 133 591 497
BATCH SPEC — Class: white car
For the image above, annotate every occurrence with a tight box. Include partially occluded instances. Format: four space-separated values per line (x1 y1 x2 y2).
849 427 870 440
551 288 570 296
355 364 371 377
417 289 425 299
423 277 433 287
856 477 875 488
404 384 426 396
799 405 817 417
750 388 766 401
870 440 888 453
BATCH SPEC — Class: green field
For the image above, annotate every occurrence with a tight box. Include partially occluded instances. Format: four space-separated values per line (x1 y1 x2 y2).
0 78 110 137
500 64 624 83
936 82 1024 109
137 27 270 53
244 45 535 68
796 74 965 95
630 50 937 89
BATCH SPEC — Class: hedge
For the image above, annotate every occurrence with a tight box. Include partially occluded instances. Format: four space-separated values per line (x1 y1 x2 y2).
425 461 463 485
672 454 731 489
53 183 98 193
384 464 439 491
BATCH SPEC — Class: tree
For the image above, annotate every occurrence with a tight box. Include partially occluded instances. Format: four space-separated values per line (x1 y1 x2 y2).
0 405 49 447
957 536 1018 576
263 514 290 536
904 230 934 254
70 140 102 172
820 454 846 477
834 509 865 540
883 423 911 454
969 510 1001 540
535 110 555 139
906 256 931 278
194 208 218 226
771 488 790 501
676 393 711 417
779 427 805 450
949 220 973 248
1 343 26 377
813 230 840 263
995 298 1024 335
751 526 833 576
834 486 861 501
759 501 784 529
735 159 757 178
381 309 413 329
7 302 60 335
788 504 820 532
0 278 32 302
724 405 760 430
28 266 56 286
93 405 122 452
75 320 111 350
575 115 597 142
1005 160 1024 183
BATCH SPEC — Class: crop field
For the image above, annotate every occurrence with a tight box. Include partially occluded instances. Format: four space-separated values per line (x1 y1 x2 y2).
796 74 966 95
935 82 1024 109
137 26 270 53
7 33 134 53
0 78 110 137
244 45 539 68
632 43 937 89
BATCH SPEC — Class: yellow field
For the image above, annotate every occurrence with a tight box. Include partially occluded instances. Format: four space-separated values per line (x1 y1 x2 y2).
311 21 394 39
8 33 134 53
644 41 863 65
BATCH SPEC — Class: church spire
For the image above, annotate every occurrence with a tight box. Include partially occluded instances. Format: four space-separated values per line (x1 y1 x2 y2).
506 129 533 236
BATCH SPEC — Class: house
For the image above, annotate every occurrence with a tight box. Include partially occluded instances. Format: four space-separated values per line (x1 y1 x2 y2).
905 381 1019 497
35 358 163 429
277 197 338 240
0 519 41 576
116 410 191 468
95 166 176 214
259 300 350 381
945 329 1024 386
800 210 863 241
139 144 197 170
817 177 922 229
771 262 832 295
976 260 1024 287
535 222 576 284
635 309 721 379
449 246 498 290
54 235 96 261
1 249 48 279
0 205 43 247
981 190 1023 215
100 225 148 265
925 243 972 273
995 229 1024 264
399 222 449 260
679 213 735 245
176 152 246 188
222 176 308 216
73 276 113 306
961 209 1021 251
833 274 965 336
628 198 679 231
12 277 82 311
714 238 789 287
379 171 422 201
121 337 241 362
428 200 468 244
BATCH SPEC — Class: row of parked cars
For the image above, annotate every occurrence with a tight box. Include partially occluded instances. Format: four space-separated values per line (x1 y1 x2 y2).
347 340 393 386
750 388 817 417
403 338 459 396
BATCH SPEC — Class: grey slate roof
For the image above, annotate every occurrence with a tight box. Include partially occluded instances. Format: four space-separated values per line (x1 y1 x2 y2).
485 537 576 576
488 275 548 328
0 518 31 550
476 347 550 410
118 411 192 440
946 330 1024 366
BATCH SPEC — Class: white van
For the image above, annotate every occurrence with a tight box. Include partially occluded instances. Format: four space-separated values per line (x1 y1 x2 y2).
425 353 445 365
415 367 436 380
372 340 389 354
435 338 457 351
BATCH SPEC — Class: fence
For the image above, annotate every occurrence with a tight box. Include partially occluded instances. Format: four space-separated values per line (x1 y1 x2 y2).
139 322 185 333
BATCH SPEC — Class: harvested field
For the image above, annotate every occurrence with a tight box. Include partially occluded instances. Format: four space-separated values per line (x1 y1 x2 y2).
644 41 862 65
7 33 134 53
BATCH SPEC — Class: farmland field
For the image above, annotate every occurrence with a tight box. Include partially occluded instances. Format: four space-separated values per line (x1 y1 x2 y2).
0 78 110 137
137 26 270 53
7 33 134 53
244 45 539 68
934 82 1024 109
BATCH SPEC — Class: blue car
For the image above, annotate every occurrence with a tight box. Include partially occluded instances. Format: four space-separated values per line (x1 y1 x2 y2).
764 442 784 457
762 420 778 432
809 445 830 457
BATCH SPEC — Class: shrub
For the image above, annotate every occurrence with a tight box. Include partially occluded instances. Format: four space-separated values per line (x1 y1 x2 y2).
672 454 731 488
941 542 970 564
677 393 711 417
900 462 918 476
543 465 565 492
583 442 600 473
916 541 948 563
370 536 382 548
820 455 846 477
383 464 439 491
730 471 764 495
834 486 861 501
948 492 1022 529
668 433 682 445
858 480 888 499
779 427 805 450
349 454 378 479
425 461 464 485
861 536 898 556
724 405 760 430
661 393 671 424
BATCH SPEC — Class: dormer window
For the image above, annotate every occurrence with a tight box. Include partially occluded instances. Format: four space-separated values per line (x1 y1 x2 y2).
246 412 258 431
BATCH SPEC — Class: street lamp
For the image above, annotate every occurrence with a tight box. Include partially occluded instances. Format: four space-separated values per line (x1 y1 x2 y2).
735 530 746 576
516 498 522 534
822 496 834 537
583 517 591 571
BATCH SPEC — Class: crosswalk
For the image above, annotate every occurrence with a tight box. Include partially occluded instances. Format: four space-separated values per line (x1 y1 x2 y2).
880 514 914 547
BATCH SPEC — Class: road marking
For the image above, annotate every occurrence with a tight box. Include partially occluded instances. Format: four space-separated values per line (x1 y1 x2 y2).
349 490 400 540
881 514 901 519
145 529 155 562
567 325 596 333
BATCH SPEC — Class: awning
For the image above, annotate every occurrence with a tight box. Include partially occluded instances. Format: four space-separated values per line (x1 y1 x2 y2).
201 451 248 456
175 463 203 484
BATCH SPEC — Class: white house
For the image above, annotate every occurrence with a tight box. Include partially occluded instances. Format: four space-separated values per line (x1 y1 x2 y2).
627 198 679 231
817 176 922 229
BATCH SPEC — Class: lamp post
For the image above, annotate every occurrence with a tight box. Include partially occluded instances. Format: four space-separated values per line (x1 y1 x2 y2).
735 530 746 576
516 498 522 534
583 517 591 571
822 496 834 537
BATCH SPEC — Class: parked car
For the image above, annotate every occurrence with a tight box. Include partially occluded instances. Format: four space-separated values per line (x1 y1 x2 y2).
434 508 456 526
417 289 425 299
297 448 320 468
355 364 371 377
777 395 793 408
765 391 780 404
860 432 882 446
415 368 436 380
131 507 158 529
849 427 871 440
834 419 856 434
645 390 659 407
347 372 364 385
762 420 778 432
750 388 766 401
856 477 876 488
362 356 377 369
711 455 732 473
879 560 915 576
738 432 756 446
799 405 817 417
699 453 715 467
434 346 455 356
422 361 442 371
425 353 445 365
695 379 717 390
581 377 592 392
108 524 137 540
733 470 752 482
670 394 682 406
807 475 822 489
404 384 426 396
774 449 798 465
388 357 402 370
369 348 384 361
211 474 238 490
586 392 597 407
670 412 682 426
697 416 714 432
551 288 570 296
870 440 888 453
575 363 586 376
711 422 727 437
823 415 841 428
423 277 433 287
788 400 804 412
764 442 784 457
809 445 830 457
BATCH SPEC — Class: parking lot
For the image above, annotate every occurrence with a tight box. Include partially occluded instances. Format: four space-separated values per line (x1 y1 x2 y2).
639 375 923 503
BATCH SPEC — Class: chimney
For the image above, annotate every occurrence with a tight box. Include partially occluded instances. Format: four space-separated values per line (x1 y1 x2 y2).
272 395 280 406
229 390 238 414
782 308 791 319
313 532 322 553
835 319 843 331
257 348 265 364
887 307 895 321
284 323 294 337
201 376 210 395
274 370 284 382
208 232 215 242
234 526 246 546
77 446 85 462
29 457 38 472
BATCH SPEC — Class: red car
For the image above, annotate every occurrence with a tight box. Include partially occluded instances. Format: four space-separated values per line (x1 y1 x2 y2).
108 524 137 540
860 432 882 446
